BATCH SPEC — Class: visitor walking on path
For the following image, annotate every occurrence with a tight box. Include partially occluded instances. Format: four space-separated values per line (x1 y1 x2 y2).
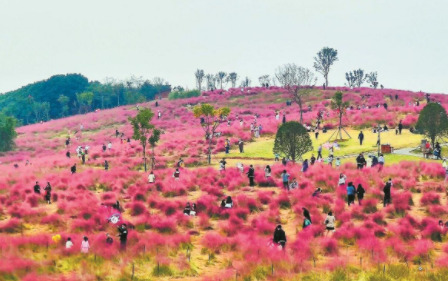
356 153 367 170
310 154 316 165
71 164 77 174
302 207 312 229
148 171 155 183
117 224 128 251
81 237 90 253
357 184 365 205
338 173 347 186
398 121 403 135
282 113 286 124
281 170 290 190
173 168 180 180
324 211 336 235
247 165 255 187
104 160 109 171
317 145 323 160
302 159 309 172
378 154 385 171
264 165 271 179
273 225 287 249
346 182 356 206
358 131 364 145
383 178 392 207
225 138 230 154
238 139 244 153
34 181 41 194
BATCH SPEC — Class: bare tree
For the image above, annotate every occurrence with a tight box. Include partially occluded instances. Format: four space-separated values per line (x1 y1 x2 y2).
258 75 270 86
366 72 379 88
313 47 338 87
195 69 205 91
226 72 239 88
275 64 317 124
205 74 214 90
216 72 227 89
240 77 251 87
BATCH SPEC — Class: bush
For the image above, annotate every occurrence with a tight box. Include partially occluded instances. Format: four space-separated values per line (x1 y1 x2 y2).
168 90 200 100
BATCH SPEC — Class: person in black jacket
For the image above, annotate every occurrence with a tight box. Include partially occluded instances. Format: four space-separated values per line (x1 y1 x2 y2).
383 179 392 207
247 165 255 187
33 181 41 194
356 154 366 170
66 151 71 158
358 131 364 145
302 207 312 226
106 233 113 244
273 225 286 249
117 224 128 251
398 121 403 135
357 184 365 205
71 164 77 174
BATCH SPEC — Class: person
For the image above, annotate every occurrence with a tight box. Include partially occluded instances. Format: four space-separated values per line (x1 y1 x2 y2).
81 236 90 253
398 121 403 135
356 153 366 170
34 181 41 194
358 131 364 145
238 139 244 153
224 196 233 208
383 178 392 207
115 130 120 138
282 113 286 124
183 202 191 215
104 160 109 171
189 203 197 216
302 159 309 172
247 165 255 187
225 138 230 154
106 233 113 244
107 142 112 150
65 138 70 147
443 158 447 170
395 94 398 101
275 111 280 121
335 157 341 168
177 158 184 168
324 211 336 235
357 184 365 205
236 162 244 173
281 170 290 190
80 124 84 131
66 237 73 249
158 110 161 119
289 178 298 190
81 152 86 164
302 207 312 229
66 151 71 158
439 220 444 229
378 154 385 171
310 155 316 165
127 137 131 143
315 127 319 139
71 164 76 174
273 225 287 249
148 171 155 183
383 125 389 131
317 145 323 160
173 168 180 180
117 224 128 251
312 187 322 197
327 154 334 166
112 200 120 211
102 144 107 152
370 154 378 167
155 101 159 107
44 182 51 201
346 182 356 206
274 153 280 162
264 165 271 178
338 173 347 186
219 158 227 171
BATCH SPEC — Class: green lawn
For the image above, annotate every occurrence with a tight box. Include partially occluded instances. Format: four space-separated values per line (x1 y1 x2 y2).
219 128 424 160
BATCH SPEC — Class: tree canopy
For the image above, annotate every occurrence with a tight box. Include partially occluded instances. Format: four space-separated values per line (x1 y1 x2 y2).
313 47 338 87
273 121 313 162
416 103 448 148
0 113 17 152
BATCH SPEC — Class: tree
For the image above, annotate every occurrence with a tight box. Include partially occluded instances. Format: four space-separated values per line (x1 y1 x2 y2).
32 102 42 122
258 75 270 86
148 129 161 170
273 121 313 162
0 113 17 152
275 64 316 123
216 72 227 89
57 94 70 117
240 77 251 87
128 108 158 171
193 104 231 164
345 69 366 88
366 72 379 88
205 74 214 90
195 69 205 91
313 47 338 87
152 77 166 97
227 72 239 88
416 103 448 148
41 102 50 120
76 92 94 113
330 91 350 140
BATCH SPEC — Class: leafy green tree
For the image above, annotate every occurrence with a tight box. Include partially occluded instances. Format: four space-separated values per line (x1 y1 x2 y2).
331 91 350 140
313 47 338 87
195 69 205 91
32 102 42 122
345 69 366 88
149 129 161 170
41 102 50 120
193 104 231 164
76 92 94 113
128 108 158 171
216 72 227 89
273 121 313 162
366 72 379 88
0 114 17 152
416 103 448 148
57 94 70 117
226 72 239 88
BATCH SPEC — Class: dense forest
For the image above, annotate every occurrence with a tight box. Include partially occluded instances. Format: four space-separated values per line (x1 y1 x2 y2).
0 74 171 125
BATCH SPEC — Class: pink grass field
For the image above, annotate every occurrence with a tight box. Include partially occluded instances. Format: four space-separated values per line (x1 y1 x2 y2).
1 86 448 280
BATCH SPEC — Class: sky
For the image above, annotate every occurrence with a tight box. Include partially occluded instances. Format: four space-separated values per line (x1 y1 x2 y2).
0 0 447 94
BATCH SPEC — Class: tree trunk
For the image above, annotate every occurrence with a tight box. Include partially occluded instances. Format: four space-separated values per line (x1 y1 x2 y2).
325 74 329 87
339 113 343 140
143 145 147 172
151 146 156 170
208 137 212 165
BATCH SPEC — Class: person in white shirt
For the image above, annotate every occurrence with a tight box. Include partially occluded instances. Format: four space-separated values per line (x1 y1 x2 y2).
148 171 155 183
66 237 73 249
378 154 385 171
107 142 112 150
324 211 336 235
338 173 346 186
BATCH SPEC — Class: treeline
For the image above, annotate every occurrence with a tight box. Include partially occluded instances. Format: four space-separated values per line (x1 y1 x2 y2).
0 74 171 125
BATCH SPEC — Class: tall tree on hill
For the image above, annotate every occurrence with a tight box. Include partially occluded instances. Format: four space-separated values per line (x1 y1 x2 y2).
258 75 270 86
240 77 251 88
273 121 313 163
195 69 205 92
193 104 231 165
41 102 50 121
330 91 351 140
416 103 448 149
76 92 94 113
216 72 227 89
366 72 379 89
152 77 166 97
275 64 316 124
57 95 70 117
227 72 239 88
149 129 161 170
112 81 125 106
0 113 17 152
205 74 214 90
313 47 338 87
129 108 158 172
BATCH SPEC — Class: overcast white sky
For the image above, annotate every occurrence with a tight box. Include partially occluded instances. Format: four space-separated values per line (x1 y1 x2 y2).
0 0 447 94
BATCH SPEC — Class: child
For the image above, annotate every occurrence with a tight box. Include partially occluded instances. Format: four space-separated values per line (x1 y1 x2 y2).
327 154 334 166
274 153 280 162
81 237 90 253
66 237 73 249
335 157 341 168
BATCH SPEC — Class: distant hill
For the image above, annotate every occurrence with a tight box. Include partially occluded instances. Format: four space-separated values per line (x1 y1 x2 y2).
0 74 170 125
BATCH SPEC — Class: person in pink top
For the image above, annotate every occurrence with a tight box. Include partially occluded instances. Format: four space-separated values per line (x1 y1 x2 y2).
81 236 90 253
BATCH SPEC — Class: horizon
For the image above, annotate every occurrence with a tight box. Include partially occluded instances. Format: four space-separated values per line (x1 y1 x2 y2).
1 0 447 94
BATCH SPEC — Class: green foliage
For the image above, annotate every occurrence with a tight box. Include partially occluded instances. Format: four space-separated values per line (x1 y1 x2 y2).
313 46 338 86
168 89 201 100
273 121 313 162
416 103 448 148
0 113 17 152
